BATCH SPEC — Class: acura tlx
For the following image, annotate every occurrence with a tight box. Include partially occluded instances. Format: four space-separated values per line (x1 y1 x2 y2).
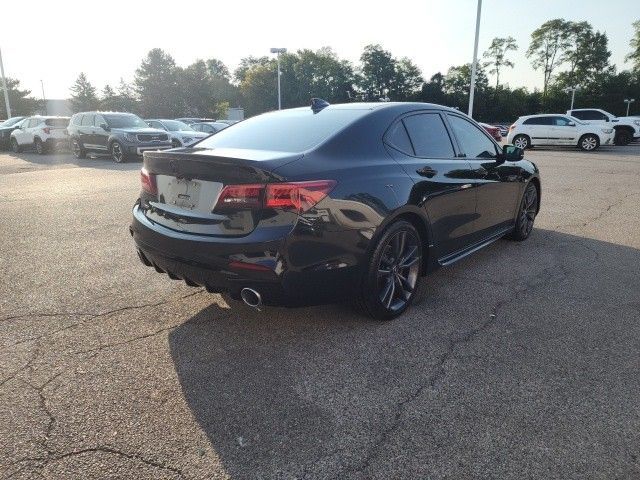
130 99 540 320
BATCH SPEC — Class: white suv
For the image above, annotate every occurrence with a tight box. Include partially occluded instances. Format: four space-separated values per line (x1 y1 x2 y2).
507 114 614 151
567 108 640 145
10 116 70 154
145 119 208 147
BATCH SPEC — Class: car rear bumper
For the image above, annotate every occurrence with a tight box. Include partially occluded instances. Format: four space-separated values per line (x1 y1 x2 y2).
130 204 363 307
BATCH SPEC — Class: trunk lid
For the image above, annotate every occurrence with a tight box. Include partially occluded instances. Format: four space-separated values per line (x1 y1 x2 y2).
141 148 302 236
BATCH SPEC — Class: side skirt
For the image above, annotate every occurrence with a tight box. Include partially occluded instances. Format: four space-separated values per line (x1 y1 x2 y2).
437 225 514 267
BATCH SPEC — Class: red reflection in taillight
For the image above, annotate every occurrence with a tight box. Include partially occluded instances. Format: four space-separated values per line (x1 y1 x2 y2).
140 167 157 195
265 180 336 213
216 184 263 209
43 127 51 135
228 260 271 271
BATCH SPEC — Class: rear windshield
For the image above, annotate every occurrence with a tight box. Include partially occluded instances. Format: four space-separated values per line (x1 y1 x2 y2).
104 114 148 129
196 108 368 153
45 118 70 127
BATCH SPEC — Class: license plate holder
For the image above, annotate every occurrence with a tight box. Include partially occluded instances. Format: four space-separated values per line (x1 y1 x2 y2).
167 178 201 210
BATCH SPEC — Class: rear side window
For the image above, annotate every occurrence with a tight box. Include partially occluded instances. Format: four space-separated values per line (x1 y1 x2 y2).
447 115 497 159
81 114 95 126
523 117 553 125
403 113 454 158
385 121 413 155
196 108 369 153
45 118 69 127
571 110 607 121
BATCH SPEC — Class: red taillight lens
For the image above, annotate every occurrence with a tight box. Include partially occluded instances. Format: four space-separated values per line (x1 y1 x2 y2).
43 127 51 135
140 167 157 195
213 180 336 213
265 180 336 213
509 124 515 131
216 183 263 209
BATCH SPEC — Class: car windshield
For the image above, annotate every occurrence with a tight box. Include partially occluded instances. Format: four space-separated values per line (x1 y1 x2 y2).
104 114 148 129
1 117 24 127
196 108 369 153
162 120 195 132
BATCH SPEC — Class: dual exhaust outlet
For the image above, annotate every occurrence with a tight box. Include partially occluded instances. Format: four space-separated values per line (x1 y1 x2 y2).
240 288 262 310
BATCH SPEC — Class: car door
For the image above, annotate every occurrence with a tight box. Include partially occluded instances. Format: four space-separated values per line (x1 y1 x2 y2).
550 116 579 145
385 111 478 261
79 114 95 148
446 113 522 240
92 114 109 150
13 118 30 145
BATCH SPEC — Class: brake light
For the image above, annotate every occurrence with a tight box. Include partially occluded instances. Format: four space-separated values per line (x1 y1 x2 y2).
509 124 515 131
43 127 50 135
214 180 336 213
265 180 336 213
140 167 157 195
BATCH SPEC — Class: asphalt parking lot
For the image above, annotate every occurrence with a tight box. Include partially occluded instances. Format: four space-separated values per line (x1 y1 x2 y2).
1 144 639 479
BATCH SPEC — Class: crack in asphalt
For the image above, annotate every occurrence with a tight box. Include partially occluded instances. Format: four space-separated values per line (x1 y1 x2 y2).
553 191 640 231
335 264 569 478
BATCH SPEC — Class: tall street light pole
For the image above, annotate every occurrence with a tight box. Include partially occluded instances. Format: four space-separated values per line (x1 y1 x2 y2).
0 47 11 119
564 86 580 110
624 98 635 116
468 0 482 117
40 80 47 115
270 47 287 110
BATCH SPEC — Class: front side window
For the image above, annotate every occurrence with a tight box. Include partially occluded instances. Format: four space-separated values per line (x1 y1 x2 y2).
402 113 455 158
94 115 106 127
553 116 573 126
447 115 497 159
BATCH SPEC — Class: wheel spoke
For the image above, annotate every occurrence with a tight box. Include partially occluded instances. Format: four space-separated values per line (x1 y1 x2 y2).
378 268 391 276
384 278 395 308
397 273 414 294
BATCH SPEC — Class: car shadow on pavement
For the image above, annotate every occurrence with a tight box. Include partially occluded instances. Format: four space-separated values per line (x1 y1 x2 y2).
168 229 640 478
1 150 142 171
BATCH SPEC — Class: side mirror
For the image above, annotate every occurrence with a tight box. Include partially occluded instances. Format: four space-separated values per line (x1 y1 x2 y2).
100 123 110 131
500 144 524 162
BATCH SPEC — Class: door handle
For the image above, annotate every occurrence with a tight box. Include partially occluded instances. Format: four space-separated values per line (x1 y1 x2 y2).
416 166 437 178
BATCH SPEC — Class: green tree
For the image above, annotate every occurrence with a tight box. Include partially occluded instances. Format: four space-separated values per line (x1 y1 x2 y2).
134 49 182 117
234 56 273 84
239 63 278 116
527 19 572 98
558 22 611 88
390 57 423 100
626 20 640 74
69 73 99 112
358 44 397 100
0 78 40 116
100 84 118 111
179 59 231 118
443 62 488 95
116 79 138 112
483 36 517 89
420 72 446 105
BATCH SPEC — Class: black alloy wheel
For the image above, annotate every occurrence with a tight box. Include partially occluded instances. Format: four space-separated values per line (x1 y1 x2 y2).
71 139 86 159
358 220 422 320
111 141 126 163
614 130 632 146
11 138 21 153
34 137 45 155
508 182 538 241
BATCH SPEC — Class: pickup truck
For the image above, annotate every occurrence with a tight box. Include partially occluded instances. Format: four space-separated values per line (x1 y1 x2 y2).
567 108 640 146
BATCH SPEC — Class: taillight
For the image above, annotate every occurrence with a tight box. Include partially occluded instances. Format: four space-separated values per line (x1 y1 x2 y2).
509 124 515 131
140 167 157 195
43 127 51 135
214 180 336 213
265 180 336 213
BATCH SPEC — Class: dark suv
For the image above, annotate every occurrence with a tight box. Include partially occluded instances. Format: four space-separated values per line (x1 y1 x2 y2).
67 112 173 163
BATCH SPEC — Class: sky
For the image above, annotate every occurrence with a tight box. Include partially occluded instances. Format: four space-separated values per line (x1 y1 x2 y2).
1 0 637 99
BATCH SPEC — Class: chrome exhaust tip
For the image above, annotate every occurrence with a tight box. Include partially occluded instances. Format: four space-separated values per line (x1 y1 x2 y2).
240 288 262 311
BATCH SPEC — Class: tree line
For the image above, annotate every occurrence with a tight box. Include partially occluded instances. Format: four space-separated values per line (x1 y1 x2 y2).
2 19 639 122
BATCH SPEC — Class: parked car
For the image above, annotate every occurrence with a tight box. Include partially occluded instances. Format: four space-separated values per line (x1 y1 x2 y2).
480 122 502 142
145 119 208 147
190 121 229 135
495 124 509 137
566 108 640 145
176 117 216 125
131 100 540 320
507 114 614 151
10 116 70 154
67 112 172 163
0 116 26 149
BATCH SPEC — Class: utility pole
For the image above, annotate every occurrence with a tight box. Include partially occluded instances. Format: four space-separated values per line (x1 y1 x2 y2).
0 47 11 119
40 80 47 115
564 86 580 110
624 98 635 116
468 0 482 117
270 48 287 110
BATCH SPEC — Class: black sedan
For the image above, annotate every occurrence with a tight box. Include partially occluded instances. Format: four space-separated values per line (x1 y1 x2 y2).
130 101 540 319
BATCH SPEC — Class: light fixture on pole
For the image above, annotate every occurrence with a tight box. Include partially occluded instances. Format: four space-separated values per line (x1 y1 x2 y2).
0 47 11 118
467 0 482 117
270 47 287 110
563 86 580 110
624 98 635 116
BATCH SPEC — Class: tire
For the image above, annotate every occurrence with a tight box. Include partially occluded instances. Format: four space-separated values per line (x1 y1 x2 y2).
507 182 538 241
34 137 46 155
579 133 599 151
512 134 530 150
356 220 423 320
11 138 21 153
71 138 86 159
110 141 128 163
614 129 632 146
